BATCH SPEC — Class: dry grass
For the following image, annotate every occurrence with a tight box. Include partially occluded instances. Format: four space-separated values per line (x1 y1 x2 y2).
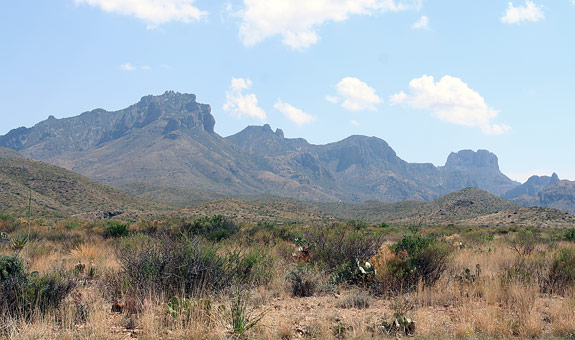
3 222 575 340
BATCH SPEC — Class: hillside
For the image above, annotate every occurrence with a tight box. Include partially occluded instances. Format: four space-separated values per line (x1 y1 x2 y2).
0 155 164 218
312 188 575 227
1 91 520 203
503 174 575 214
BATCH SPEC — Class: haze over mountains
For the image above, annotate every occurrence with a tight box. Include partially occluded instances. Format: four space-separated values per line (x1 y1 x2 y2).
1 91 574 213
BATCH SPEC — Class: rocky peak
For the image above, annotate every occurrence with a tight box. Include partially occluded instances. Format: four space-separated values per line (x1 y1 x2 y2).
133 91 214 133
445 150 500 170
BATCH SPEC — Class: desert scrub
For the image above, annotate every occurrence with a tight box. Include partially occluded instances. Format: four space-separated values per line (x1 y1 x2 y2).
181 215 239 241
0 254 75 319
286 265 331 297
548 247 575 294
105 220 130 238
117 233 272 297
304 225 383 284
381 235 451 293
227 247 273 286
336 292 371 309
0 211 19 233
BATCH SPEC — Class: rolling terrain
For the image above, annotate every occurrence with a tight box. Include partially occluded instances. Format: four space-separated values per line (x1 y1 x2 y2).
0 148 164 218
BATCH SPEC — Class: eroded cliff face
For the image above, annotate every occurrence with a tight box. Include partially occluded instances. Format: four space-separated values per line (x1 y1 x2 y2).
0 91 215 160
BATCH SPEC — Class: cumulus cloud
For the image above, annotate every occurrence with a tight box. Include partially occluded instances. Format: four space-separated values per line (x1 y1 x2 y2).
412 15 429 29
329 77 383 111
390 75 510 135
223 78 266 120
274 100 316 125
238 0 421 49
74 0 207 27
501 1 544 24
120 62 136 71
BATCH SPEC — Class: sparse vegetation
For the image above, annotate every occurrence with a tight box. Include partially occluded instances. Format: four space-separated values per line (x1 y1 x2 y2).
1 213 575 339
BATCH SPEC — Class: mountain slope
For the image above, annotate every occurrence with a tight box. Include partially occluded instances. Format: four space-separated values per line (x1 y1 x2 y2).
1 91 520 203
227 126 518 202
502 174 575 214
313 187 575 227
0 155 162 217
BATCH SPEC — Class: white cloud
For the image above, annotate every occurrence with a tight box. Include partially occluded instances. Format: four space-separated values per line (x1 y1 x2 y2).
325 95 339 104
351 120 360 126
331 77 383 111
223 78 266 120
120 63 153 71
120 62 136 71
74 0 207 27
501 1 544 24
238 0 421 49
274 100 315 125
412 15 429 29
391 75 510 135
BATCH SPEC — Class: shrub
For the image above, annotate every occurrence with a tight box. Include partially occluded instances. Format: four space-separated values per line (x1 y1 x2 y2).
0 212 19 233
241 221 294 245
346 219 369 229
117 233 268 297
564 229 575 242
22 272 75 312
508 230 540 256
227 248 273 285
0 255 74 318
181 215 239 241
105 221 130 238
382 235 451 292
0 254 25 281
304 226 383 284
117 234 229 296
287 266 317 297
336 293 371 309
548 248 575 294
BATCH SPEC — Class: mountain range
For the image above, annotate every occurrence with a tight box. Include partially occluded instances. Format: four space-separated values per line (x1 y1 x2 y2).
1 91 574 213
2 148 574 227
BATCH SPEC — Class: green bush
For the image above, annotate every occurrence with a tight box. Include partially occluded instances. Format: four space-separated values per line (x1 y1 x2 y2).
548 248 575 294
117 233 268 297
383 235 451 292
304 226 383 283
0 255 74 318
227 248 273 285
564 229 575 242
105 221 130 238
0 254 25 281
182 215 239 241
0 212 19 233
23 272 75 312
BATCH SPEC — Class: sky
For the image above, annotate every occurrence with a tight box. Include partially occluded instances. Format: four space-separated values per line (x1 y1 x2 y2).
0 0 574 183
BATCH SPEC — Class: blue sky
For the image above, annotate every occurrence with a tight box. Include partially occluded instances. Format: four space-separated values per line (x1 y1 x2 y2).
1 0 574 182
